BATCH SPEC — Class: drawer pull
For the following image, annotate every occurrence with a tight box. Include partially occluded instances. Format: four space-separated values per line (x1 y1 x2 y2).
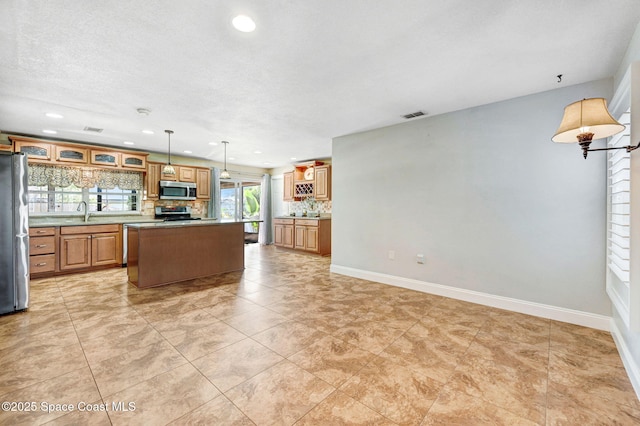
35 263 47 267
35 244 47 248
36 230 47 234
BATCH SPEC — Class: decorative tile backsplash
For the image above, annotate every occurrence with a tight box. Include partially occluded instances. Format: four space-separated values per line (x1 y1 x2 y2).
288 200 332 216
143 200 209 216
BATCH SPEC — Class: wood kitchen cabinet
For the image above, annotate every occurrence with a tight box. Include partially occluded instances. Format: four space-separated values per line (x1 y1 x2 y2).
146 162 160 198
179 166 196 183
283 172 295 201
273 218 295 248
146 162 210 199
275 218 330 255
282 163 331 201
314 165 331 201
91 150 120 167
196 168 211 199
11 137 149 170
14 140 52 162
29 227 57 275
59 224 121 271
55 146 88 164
121 153 147 170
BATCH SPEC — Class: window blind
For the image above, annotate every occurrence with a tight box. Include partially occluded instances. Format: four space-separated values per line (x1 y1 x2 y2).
608 109 631 285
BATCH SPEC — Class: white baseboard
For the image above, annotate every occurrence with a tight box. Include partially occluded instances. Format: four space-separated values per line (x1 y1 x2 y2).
329 264 611 331
610 319 640 399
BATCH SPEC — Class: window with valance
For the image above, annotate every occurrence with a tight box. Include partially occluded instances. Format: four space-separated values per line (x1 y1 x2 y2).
27 164 143 214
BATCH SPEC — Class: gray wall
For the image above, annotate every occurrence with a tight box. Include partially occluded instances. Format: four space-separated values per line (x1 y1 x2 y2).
332 78 612 315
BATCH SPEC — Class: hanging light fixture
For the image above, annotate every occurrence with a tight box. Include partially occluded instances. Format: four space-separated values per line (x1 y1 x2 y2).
220 141 231 179
163 129 176 175
552 98 638 159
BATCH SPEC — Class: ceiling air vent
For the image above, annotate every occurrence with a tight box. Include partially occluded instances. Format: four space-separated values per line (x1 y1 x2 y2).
83 126 104 133
402 111 426 119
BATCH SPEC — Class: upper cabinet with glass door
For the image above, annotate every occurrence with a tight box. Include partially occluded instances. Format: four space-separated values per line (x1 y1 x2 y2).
10 136 148 170
55 146 88 164
13 140 53 162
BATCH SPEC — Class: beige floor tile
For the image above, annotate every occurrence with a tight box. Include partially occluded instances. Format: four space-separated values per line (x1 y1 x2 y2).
169 320 247 361
422 389 539 425
380 316 477 383
0 366 100 425
289 335 374 387
73 309 148 341
548 351 639 409
200 296 260 320
223 305 289 336
293 309 359 334
0 341 87 396
297 390 396 425
105 364 220 426
466 331 550 374
550 324 623 368
481 310 551 345
80 324 166 365
43 407 112 426
332 319 405 354
150 308 219 341
445 355 547 424
546 383 640 425
0 245 633 424
252 320 328 357
226 360 335 425
91 340 188 397
168 395 254 425
339 356 441 424
193 338 283 392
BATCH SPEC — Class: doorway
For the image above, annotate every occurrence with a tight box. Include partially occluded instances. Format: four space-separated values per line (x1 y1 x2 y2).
220 179 261 243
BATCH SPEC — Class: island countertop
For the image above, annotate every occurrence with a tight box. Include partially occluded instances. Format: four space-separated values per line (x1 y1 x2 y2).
125 218 261 229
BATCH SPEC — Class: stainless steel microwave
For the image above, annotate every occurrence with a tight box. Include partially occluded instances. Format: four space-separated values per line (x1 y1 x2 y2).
159 180 197 200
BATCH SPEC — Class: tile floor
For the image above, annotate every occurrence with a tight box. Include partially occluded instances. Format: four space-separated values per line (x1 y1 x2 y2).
0 244 638 425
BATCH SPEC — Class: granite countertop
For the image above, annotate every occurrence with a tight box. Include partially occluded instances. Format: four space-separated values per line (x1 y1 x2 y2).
29 215 160 227
127 219 262 229
274 215 332 220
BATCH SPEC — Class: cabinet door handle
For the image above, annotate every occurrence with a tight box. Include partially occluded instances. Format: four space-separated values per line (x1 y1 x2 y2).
35 244 47 248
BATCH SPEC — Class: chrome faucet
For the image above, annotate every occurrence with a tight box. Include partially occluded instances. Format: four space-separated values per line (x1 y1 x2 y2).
76 201 90 222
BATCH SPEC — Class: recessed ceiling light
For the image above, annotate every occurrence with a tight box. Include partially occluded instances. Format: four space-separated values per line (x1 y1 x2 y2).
208 142 218 146
232 15 256 32
263 162 271 165
254 150 262 154
141 129 154 135
229 157 236 160
183 150 192 154
123 141 135 145
45 112 63 119
290 157 297 160
42 129 57 134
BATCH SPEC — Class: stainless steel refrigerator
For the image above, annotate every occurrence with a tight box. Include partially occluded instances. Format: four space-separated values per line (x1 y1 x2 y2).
0 152 29 314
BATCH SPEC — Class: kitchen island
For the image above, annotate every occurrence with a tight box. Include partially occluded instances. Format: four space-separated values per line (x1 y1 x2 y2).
126 219 249 288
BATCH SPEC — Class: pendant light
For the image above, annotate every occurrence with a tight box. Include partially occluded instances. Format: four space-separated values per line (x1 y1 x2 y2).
163 129 176 175
220 140 231 179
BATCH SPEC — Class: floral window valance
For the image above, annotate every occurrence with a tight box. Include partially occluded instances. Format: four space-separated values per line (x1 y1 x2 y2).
28 164 143 190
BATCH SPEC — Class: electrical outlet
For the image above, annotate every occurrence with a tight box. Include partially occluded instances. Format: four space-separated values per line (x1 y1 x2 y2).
416 254 425 264
388 250 395 260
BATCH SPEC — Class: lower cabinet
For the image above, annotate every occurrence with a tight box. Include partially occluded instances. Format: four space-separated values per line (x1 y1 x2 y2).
274 218 294 248
60 224 121 271
274 218 330 255
29 227 57 275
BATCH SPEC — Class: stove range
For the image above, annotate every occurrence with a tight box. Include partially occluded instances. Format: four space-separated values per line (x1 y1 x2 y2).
154 206 201 221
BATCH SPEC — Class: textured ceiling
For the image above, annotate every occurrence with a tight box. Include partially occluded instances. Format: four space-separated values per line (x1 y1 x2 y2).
0 0 639 168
